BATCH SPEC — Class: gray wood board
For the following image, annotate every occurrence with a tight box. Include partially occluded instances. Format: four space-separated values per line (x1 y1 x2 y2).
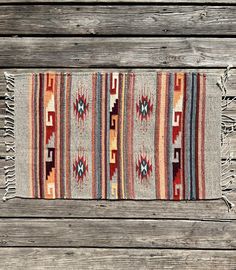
0 248 236 270
0 218 236 248
0 38 236 67
0 189 235 219
0 5 236 36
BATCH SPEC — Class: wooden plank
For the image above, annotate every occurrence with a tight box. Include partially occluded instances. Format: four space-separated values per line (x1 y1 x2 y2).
0 5 236 36
0 38 236 67
0 218 235 248
0 248 235 270
0 189 235 219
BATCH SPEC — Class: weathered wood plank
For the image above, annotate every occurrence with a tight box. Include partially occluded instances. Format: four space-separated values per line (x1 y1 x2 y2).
0 248 235 270
0 38 236 67
0 218 235 248
0 189 235 219
0 5 236 36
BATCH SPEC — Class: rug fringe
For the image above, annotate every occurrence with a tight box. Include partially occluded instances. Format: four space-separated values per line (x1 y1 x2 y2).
3 72 16 201
217 65 236 211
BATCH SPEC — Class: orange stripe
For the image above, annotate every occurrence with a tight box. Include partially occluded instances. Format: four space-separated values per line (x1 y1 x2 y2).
158 73 168 199
155 73 168 199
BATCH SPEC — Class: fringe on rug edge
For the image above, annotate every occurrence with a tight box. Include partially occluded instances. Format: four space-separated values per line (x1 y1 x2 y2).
3 72 16 201
217 65 236 211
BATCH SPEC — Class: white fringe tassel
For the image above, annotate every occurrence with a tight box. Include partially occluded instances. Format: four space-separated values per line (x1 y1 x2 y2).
217 65 236 211
3 72 16 201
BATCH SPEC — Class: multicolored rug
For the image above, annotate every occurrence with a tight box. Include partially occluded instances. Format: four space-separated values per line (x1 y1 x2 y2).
3 70 235 205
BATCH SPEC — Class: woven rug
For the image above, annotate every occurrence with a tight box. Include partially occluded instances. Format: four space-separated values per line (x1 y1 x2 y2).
3 69 235 206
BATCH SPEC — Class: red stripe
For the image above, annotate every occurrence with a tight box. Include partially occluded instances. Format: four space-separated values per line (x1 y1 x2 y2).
164 73 169 199
155 73 161 199
117 73 122 199
38 73 44 198
182 73 187 199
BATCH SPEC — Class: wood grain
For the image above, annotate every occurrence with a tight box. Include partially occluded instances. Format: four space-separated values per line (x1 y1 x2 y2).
0 37 236 67
0 5 235 36
0 248 235 270
0 218 235 248
0 189 235 219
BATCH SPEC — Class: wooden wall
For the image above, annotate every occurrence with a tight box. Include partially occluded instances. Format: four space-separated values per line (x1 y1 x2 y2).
0 1 236 269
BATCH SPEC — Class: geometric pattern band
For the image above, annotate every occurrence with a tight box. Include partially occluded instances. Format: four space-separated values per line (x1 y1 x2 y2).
29 72 206 200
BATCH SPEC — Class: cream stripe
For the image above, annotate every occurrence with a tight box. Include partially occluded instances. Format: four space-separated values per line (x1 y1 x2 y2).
159 73 167 199
28 75 33 197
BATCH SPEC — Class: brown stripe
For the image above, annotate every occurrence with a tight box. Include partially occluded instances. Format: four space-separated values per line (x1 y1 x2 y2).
55 74 62 198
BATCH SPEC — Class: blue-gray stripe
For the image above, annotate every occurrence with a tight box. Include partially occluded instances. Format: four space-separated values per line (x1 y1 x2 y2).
184 74 192 200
